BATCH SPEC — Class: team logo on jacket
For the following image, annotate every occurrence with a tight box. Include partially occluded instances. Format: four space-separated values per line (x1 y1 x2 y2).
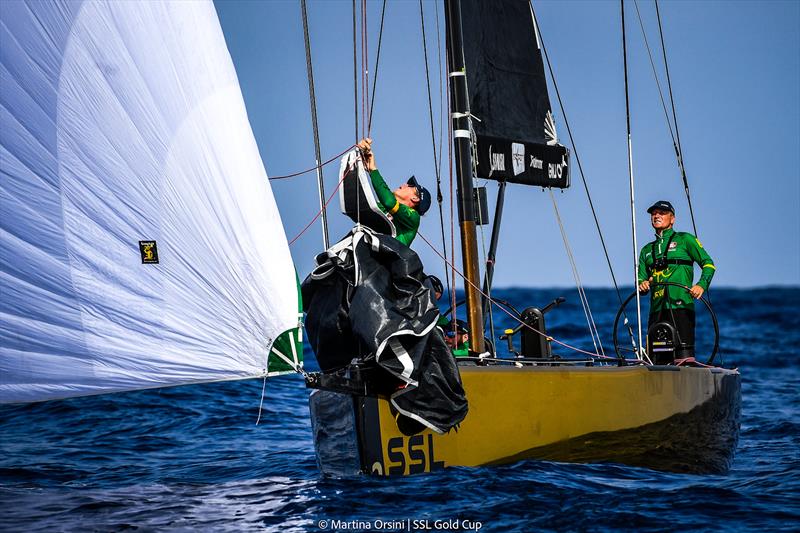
669 241 678 250
511 143 525 176
139 240 159 264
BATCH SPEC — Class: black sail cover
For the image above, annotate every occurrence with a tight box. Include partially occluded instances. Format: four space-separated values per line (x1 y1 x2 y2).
456 0 570 187
302 228 468 434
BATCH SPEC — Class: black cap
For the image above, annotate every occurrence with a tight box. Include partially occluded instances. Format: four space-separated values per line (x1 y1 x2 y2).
646 200 675 215
426 275 444 296
407 176 432 216
454 319 469 334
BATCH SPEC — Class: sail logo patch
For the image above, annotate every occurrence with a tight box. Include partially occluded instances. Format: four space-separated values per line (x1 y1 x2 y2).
139 240 159 264
488 145 505 177
548 154 568 180
511 143 525 176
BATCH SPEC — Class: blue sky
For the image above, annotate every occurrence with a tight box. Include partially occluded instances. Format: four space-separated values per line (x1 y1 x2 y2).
215 0 799 288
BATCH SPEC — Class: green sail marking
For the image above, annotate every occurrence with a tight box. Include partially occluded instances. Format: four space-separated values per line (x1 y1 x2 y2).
267 273 304 375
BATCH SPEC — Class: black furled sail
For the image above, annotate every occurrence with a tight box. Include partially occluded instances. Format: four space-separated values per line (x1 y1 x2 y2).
458 0 569 188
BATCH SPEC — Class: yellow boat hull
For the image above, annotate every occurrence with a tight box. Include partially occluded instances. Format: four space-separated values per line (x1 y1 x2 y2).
310 364 741 476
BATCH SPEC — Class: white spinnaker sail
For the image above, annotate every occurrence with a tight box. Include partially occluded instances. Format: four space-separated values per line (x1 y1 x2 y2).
0 0 298 403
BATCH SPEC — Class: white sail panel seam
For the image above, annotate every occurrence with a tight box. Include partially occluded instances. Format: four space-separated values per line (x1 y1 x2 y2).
387 338 414 381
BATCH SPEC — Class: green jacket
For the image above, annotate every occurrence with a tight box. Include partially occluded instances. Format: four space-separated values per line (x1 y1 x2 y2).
369 169 420 246
637 227 716 312
437 318 469 357
452 344 470 358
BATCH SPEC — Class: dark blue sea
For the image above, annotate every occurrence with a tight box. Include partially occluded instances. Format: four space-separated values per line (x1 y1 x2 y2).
2 288 798 532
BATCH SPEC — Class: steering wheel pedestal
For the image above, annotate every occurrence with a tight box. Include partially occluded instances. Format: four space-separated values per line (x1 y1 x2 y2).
612 282 719 366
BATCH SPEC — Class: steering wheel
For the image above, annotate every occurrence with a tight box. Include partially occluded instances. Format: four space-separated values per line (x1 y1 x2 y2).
612 281 720 365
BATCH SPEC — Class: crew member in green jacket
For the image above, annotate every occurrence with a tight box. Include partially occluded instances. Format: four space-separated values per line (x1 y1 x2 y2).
357 138 431 246
637 200 716 360
443 319 470 358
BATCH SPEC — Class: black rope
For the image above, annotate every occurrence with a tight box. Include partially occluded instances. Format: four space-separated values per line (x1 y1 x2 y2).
420 0 450 292
300 0 329 249
622 0 632 144
632 0 677 148
361 0 368 139
434 0 450 300
655 0 698 237
367 0 387 134
655 0 717 363
352 0 358 144
434 1 445 189
269 145 355 181
530 1 627 311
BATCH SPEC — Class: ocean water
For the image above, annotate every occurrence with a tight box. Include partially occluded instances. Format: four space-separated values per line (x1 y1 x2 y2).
1 288 798 532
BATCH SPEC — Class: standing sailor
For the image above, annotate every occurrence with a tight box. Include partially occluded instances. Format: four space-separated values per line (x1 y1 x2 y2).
637 201 716 361
356 138 431 246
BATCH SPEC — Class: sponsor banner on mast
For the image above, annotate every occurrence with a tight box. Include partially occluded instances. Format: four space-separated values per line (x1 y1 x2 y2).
476 136 570 188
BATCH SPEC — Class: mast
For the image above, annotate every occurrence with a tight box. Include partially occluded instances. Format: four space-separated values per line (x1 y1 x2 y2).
301 0 330 250
445 0 485 354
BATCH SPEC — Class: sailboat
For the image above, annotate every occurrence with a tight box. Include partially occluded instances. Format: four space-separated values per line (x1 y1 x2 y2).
304 0 741 476
0 0 740 477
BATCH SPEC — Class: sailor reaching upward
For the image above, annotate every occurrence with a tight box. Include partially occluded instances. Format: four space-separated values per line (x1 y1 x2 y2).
357 138 431 246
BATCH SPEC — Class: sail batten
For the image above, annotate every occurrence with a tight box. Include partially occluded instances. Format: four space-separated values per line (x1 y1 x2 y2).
1 0 301 404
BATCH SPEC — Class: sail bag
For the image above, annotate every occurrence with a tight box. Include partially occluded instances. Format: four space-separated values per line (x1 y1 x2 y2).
1 0 301 403
455 0 570 188
338 150 397 237
302 228 468 434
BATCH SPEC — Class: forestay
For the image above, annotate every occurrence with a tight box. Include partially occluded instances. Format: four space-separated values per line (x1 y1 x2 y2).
1 0 300 404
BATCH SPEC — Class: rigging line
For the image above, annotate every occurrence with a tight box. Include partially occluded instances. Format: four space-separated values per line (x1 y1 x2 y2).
632 0 677 147
255 374 268 425
420 0 450 293
447 82 457 325
362 0 369 139
269 145 355 181
288 172 347 246
352 0 358 143
655 1 716 363
622 0 645 360
530 3 624 308
530 0 639 349
416 231 616 360
548 189 605 356
436 3 453 308
367 0 387 135
434 0 445 192
300 0 329 249
655 0 698 236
